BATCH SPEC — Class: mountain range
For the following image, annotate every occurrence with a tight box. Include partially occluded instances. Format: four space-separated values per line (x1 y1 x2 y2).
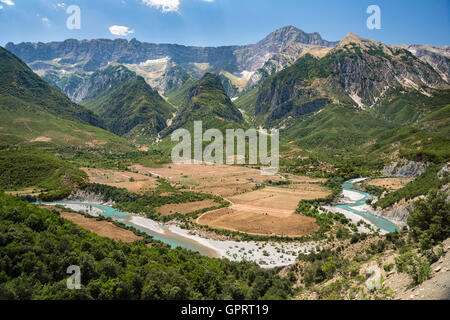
5 26 337 99
1 26 449 165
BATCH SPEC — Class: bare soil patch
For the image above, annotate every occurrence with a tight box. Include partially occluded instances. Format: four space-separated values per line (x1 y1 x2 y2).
30 136 52 142
60 212 143 243
156 199 219 216
197 205 318 237
82 168 158 193
367 177 414 191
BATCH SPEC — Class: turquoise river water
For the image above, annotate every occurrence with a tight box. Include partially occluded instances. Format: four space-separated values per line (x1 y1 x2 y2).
331 179 399 233
38 179 398 258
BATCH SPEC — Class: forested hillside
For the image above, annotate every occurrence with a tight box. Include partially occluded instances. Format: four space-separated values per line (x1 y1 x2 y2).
0 193 294 300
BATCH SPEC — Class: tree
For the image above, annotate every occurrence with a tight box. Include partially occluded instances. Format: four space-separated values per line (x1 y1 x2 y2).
408 190 450 245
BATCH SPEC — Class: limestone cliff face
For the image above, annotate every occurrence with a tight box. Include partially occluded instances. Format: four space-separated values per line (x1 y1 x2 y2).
396 44 450 83
234 26 337 73
370 204 412 228
382 160 430 178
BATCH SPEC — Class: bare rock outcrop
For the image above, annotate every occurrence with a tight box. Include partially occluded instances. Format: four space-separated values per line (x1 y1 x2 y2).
382 160 430 178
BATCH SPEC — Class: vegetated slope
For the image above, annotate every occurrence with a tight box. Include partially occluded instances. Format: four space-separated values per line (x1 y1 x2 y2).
418 104 450 138
0 192 294 300
165 77 197 108
0 148 87 200
162 73 245 137
233 87 259 122
290 191 449 300
81 65 176 143
0 46 132 151
283 104 391 151
375 165 449 209
75 64 137 102
0 47 102 126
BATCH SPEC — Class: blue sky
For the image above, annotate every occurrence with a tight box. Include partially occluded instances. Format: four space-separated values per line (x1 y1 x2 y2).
0 0 449 46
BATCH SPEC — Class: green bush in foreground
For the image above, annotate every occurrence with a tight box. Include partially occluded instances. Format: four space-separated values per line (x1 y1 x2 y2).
395 252 431 287
408 190 450 246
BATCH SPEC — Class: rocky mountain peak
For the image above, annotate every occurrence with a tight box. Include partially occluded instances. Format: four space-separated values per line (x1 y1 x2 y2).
257 26 337 49
337 32 380 49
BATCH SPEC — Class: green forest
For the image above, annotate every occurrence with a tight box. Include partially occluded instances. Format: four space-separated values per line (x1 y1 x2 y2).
0 192 294 300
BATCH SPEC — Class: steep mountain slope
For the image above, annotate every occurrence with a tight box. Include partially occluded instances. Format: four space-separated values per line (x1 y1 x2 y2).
233 25 336 76
0 46 132 151
65 63 137 103
254 33 449 126
81 66 176 143
395 44 450 82
161 73 245 137
330 34 448 107
5 26 337 98
0 46 102 126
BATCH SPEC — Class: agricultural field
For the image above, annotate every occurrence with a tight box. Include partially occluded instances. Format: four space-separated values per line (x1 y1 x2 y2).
196 205 319 237
82 168 159 193
60 211 144 243
131 162 330 236
130 163 326 197
366 177 414 191
155 199 219 216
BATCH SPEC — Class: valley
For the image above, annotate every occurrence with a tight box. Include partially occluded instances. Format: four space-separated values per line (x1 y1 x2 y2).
0 21 449 301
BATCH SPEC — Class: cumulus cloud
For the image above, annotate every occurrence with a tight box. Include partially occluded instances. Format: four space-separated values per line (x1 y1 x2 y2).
142 0 180 13
109 25 135 36
0 0 14 6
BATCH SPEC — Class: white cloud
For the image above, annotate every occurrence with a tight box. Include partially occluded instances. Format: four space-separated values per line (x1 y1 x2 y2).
109 25 135 36
141 0 214 13
57 3 66 8
0 0 14 6
42 17 51 27
142 0 180 13
0 5 3 10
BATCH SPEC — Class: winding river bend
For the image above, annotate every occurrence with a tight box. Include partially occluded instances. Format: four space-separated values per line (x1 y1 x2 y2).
329 178 399 233
37 200 312 268
38 201 220 258
36 178 398 265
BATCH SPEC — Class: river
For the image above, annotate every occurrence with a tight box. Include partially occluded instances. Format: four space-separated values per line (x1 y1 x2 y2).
36 178 397 265
37 201 220 258
329 178 399 233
